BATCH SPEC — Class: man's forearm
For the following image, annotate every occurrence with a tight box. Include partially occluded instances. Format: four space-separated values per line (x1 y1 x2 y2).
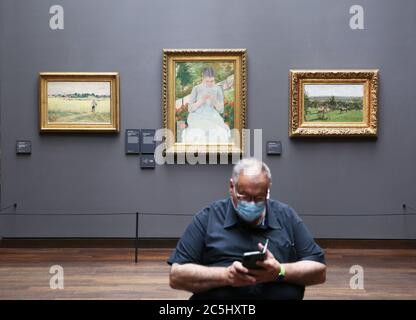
169 263 229 293
282 260 326 286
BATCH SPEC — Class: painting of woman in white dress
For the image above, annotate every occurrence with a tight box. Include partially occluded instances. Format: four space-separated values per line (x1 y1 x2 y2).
181 67 231 143
175 62 235 144
164 49 246 154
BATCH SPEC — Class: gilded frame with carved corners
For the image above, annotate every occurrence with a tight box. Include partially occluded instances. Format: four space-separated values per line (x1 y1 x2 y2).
39 72 120 132
162 49 247 155
289 70 378 137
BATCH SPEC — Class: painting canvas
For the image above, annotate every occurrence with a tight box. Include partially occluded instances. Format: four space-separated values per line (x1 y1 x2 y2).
289 70 379 137
303 84 364 123
47 82 111 124
163 49 246 154
39 73 119 132
175 61 235 144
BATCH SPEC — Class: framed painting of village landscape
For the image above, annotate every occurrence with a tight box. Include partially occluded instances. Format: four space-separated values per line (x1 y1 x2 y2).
289 70 379 137
162 49 247 155
39 72 120 132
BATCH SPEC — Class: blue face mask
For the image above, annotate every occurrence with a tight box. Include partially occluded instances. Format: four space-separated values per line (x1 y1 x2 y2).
235 200 265 223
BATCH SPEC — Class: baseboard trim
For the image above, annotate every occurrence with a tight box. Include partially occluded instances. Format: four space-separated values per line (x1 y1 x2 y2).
0 238 415 249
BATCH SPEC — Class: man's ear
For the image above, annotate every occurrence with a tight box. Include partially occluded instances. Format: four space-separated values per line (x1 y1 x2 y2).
229 178 234 195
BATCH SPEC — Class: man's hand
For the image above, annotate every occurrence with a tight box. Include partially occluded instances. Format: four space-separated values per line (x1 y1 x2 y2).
246 242 281 284
225 261 257 287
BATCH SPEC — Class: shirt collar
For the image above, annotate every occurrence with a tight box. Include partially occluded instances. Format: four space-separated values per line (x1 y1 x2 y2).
224 198 281 230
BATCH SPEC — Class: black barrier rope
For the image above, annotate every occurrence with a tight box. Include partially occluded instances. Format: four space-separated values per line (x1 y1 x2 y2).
1 203 415 264
138 212 416 217
0 202 415 217
1 212 415 217
135 212 139 263
0 212 137 216
403 203 416 212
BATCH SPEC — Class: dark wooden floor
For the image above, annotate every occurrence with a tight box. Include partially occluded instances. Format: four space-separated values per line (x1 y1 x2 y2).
0 247 415 299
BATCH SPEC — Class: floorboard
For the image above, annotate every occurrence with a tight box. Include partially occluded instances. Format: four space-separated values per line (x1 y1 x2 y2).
0 248 415 299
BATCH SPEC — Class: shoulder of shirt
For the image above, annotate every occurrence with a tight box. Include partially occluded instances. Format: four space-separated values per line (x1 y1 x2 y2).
268 199 299 220
194 198 229 219
211 198 230 212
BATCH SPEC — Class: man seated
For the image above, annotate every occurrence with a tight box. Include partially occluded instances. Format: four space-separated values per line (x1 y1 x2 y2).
168 158 326 300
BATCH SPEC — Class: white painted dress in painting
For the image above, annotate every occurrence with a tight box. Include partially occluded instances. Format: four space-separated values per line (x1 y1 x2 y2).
181 83 231 144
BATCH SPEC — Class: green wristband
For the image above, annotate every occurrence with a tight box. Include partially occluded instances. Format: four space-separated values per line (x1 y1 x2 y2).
277 264 285 281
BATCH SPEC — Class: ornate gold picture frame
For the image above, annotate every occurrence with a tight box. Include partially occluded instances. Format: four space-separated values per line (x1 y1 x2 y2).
289 70 378 137
39 72 120 132
162 49 247 155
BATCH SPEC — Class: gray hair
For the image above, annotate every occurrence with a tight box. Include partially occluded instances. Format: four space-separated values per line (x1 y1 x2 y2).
231 158 272 185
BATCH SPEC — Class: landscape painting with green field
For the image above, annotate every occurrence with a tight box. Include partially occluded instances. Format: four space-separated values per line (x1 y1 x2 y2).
303 84 364 122
47 81 111 124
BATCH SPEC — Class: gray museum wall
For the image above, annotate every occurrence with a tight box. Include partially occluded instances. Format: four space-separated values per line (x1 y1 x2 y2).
0 0 415 239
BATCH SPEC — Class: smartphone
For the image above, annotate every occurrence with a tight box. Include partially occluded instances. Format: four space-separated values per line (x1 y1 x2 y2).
242 239 269 269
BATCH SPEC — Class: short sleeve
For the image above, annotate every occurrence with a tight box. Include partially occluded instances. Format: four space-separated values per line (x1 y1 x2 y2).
290 209 326 265
167 208 208 265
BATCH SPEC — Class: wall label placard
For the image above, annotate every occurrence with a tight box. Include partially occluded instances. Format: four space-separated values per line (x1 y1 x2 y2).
16 140 32 154
141 129 156 154
266 141 282 155
140 154 155 169
125 129 141 154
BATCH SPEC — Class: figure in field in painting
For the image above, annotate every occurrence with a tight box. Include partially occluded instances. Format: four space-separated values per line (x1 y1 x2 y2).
91 99 97 113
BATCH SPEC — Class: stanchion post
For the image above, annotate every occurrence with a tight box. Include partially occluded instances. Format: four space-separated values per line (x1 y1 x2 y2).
135 212 139 263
